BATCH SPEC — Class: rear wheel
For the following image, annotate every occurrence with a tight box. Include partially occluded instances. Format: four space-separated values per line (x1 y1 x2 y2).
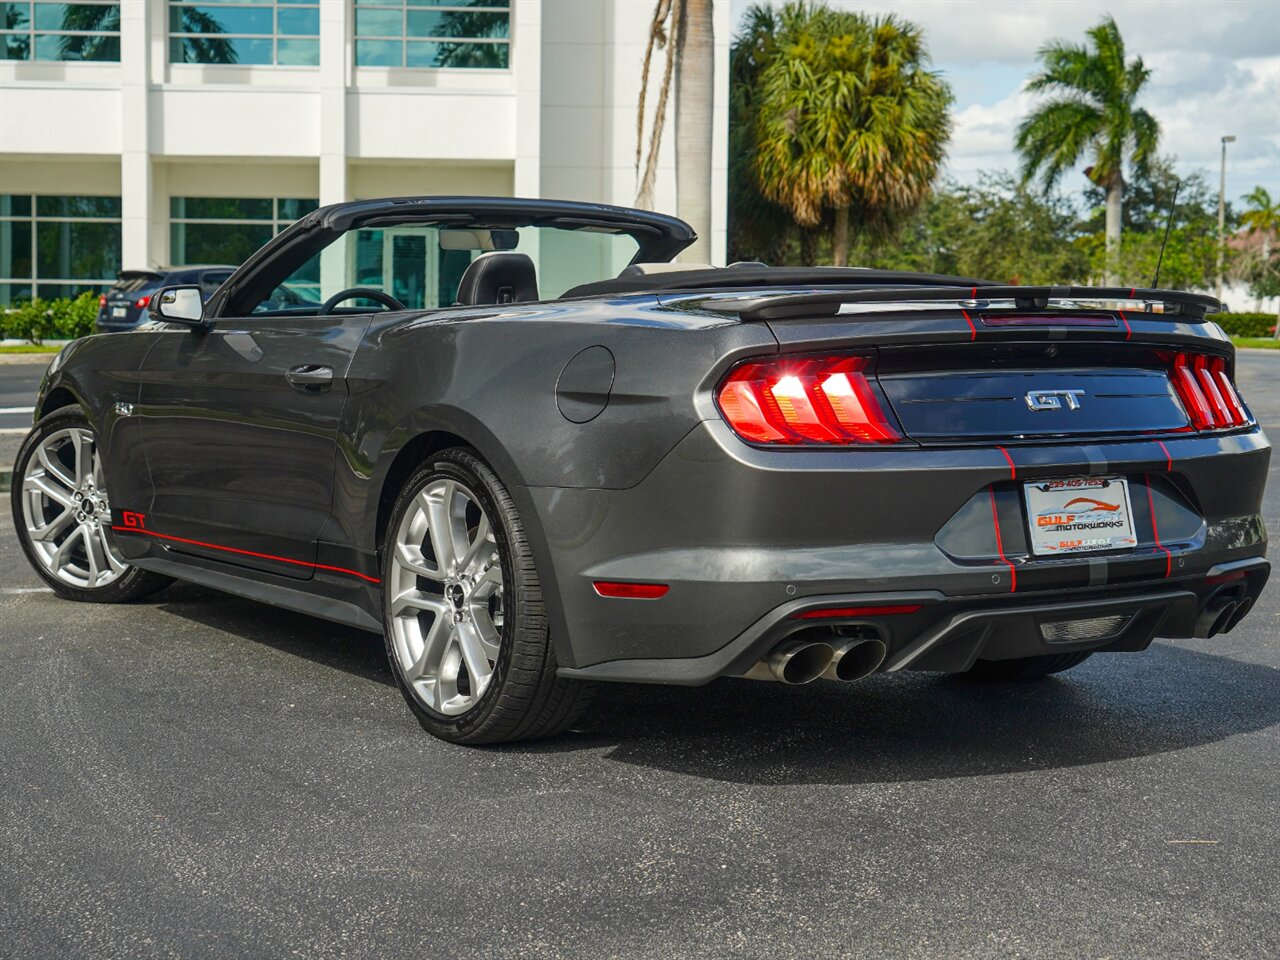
960 651 1093 682
12 406 173 603
382 447 594 744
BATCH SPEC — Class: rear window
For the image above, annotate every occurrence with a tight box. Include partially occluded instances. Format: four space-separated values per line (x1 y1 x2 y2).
110 274 162 294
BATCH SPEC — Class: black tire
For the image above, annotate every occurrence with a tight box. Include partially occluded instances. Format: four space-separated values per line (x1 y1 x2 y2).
960 651 1093 682
11 405 173 603
381 447 595 745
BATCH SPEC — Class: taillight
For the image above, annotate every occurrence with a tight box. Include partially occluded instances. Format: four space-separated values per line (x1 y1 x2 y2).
716 353 902 445
1169 353 1249 430
98 294 107 308
134 295 151 309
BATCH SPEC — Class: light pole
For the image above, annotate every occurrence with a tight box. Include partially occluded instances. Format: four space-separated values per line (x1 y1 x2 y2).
1216 135 1236 302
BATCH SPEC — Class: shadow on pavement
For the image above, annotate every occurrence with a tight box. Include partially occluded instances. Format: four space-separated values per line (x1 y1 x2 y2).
153 582 393 687
150 582 1280 787
518 644 1280 785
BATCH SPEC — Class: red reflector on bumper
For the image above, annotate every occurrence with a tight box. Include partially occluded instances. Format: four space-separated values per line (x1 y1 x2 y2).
791 604 922 620
593 581 669 600
1205 571 1246 585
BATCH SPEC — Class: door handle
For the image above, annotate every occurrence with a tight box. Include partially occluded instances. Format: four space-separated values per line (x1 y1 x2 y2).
286 364 333 388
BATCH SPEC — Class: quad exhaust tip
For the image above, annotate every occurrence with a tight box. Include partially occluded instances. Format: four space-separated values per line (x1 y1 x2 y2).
740 634 889 685
1196 592 1245 639
740 639 834 684
822 637 888 682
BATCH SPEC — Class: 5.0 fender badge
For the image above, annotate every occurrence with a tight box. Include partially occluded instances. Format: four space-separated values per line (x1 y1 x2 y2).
114 401 134 417
1025 389 1085 411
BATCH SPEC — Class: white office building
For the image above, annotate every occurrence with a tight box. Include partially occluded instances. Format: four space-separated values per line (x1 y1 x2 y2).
0 0 730 305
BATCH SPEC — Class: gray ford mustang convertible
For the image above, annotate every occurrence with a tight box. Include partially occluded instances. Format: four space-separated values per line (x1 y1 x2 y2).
11 197 1271 744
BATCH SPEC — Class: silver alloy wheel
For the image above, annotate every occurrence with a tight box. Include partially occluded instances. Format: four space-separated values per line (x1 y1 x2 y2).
388 477 505 716
20 426 128 589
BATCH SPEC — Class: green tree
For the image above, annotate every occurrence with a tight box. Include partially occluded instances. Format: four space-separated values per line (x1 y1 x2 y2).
1015 16 1159 285
850 174 1089 284
753 3 951 266
727 4 796 264
1237 187 1280 315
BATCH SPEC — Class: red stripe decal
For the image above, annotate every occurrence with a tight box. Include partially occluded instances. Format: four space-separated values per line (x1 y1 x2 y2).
995 445 1016 480
988 487 1017 592
1119 310 1132 340
1143 474 1172 578
961 308 977 341
970 286 977 299
1129 287 1136 298
110 525 380 584
1156 439 1172 473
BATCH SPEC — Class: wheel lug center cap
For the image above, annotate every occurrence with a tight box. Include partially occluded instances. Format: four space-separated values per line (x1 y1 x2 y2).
447 582 466 609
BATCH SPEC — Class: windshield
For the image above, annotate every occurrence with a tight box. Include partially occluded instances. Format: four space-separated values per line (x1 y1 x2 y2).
249 222 640 315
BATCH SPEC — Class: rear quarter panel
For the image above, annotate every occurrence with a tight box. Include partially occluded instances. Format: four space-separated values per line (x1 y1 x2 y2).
333 296 777 660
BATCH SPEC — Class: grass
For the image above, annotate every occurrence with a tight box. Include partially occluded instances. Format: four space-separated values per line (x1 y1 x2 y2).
0 344 61 354
1231 337 1280 350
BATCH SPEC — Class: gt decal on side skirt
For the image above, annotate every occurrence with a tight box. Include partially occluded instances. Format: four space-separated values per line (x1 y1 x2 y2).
110 524 380 584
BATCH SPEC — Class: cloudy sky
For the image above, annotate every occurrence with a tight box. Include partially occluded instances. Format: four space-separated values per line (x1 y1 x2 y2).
727 0 1280 208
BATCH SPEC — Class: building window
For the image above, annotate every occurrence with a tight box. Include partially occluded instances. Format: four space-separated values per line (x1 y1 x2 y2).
354 0 510 69
0 1 121 61
168 1 319 66
170 197 318 276
0 195 121 305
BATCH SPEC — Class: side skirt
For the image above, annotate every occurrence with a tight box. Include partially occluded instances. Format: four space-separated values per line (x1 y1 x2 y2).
129 553 384 634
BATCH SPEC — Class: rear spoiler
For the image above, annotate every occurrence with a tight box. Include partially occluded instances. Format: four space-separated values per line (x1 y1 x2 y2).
721 285 1222 323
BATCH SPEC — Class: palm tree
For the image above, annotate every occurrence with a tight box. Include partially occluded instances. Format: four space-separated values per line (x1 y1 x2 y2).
1015 16 1159 286
1239 187 1280 321
728 3 807 264
635 0 715 262
752 5 951 266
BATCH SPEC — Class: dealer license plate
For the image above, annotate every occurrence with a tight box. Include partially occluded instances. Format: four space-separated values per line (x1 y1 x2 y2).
1023 476 1137 556
112 306 127 318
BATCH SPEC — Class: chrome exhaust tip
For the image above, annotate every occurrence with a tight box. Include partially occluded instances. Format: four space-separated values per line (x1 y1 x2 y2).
1209 600 1240 638
740 640 835 684
822 637 888 682
1222 596 1253 634
1195 593 1241 639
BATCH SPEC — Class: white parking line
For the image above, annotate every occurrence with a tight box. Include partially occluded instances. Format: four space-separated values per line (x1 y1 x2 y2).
1 587 51 594
0 407 34 415
0 427 31 435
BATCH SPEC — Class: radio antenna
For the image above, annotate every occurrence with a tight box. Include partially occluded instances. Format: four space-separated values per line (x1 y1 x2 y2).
1150 179 1181 290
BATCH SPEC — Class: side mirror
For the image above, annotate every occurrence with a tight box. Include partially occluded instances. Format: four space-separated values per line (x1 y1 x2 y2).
150 285 206 326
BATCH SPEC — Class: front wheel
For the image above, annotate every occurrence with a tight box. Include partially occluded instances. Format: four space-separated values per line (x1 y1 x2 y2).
382 447 594 744
12 405 173 603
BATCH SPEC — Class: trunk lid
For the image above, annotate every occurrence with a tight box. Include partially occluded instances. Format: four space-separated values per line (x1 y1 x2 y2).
874 345 1191 442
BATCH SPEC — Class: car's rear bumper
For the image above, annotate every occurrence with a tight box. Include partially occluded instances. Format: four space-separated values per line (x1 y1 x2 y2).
558 558 1270 684
529 420 1271 679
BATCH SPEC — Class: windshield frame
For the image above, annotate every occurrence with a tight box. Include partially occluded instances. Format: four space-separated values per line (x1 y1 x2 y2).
209 197 696 319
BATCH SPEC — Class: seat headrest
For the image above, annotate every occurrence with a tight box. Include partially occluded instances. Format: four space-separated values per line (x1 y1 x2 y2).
456 251 539 306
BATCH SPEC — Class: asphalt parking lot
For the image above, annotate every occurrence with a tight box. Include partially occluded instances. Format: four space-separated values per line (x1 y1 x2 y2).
1 351 1278 959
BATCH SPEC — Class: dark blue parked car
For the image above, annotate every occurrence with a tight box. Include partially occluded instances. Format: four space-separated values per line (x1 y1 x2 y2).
95 266 235 332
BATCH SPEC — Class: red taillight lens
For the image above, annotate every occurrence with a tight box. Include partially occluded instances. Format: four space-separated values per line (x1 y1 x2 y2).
134 295 151 309
1169 352 1248 431
98 294 107 308
717 353 902 445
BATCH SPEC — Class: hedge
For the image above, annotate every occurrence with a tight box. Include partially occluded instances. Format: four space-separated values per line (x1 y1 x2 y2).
1215 312 1277 338
1 291 100 344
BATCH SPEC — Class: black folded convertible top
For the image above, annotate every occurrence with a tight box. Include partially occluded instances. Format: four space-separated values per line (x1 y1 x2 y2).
563 265 1222 320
